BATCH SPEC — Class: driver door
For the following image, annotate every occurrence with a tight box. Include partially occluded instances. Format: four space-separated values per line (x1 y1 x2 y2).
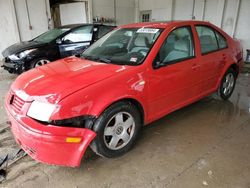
58 26 93 58
147 26 201 120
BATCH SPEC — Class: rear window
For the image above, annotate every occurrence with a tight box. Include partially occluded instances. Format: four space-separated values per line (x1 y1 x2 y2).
215 31 228 49
195 26 219 54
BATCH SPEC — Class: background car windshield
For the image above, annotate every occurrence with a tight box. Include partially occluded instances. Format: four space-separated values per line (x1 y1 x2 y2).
82 28 162 65
33 28 70 43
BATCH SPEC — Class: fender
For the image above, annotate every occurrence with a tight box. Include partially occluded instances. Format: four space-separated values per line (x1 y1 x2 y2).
215 62 239 90
50 67 148 123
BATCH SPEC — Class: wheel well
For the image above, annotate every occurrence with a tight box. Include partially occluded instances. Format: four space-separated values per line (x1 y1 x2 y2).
229 63 239 76
109 98 145 125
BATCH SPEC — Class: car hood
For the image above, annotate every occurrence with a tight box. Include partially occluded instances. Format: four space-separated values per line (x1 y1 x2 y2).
11 57 129 103
2 41 46 57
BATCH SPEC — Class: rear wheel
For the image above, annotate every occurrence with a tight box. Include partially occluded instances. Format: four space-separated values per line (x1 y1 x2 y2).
217 68 236 100
90 102 142 158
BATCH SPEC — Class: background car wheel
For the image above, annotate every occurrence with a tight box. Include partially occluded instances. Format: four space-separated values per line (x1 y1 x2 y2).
90 101 142 158
31 58 50 68
217 68 236 100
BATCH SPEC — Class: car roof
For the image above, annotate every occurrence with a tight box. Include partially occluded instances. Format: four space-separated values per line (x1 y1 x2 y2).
59 24 116 29
120 20 210 29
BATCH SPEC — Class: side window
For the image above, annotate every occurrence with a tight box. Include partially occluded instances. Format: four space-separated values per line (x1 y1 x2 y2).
215 31 228 49
62 26 93 43
195 26 219 54
97 26 114 39
158 26 195 63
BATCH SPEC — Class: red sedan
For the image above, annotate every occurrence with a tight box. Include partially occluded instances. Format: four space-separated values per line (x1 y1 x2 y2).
5 21 243 167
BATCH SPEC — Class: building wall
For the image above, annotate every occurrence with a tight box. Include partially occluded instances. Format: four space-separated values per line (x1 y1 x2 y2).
137 0 250 58
14 0 51 41
0 0 20 58
138 0 173 21
173 0 193 20
92 0 135 25
115 0 135 25
0 0 51 58
235 0 250 52
93 0 115 20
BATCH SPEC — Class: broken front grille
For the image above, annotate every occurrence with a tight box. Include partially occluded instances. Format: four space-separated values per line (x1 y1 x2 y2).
10 94 25 114
4 57 10 63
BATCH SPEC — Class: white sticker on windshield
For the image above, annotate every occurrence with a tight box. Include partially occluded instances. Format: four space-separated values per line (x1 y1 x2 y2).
130 57 138 62
136 28 159 34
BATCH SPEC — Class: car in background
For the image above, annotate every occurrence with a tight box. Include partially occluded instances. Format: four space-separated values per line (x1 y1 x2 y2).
5 21 243 167
2 24 115 74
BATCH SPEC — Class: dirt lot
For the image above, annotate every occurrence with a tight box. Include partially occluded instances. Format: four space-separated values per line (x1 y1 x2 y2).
0 67 250 188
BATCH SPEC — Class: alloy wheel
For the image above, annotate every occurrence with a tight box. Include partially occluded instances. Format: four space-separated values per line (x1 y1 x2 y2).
35 59 50 67
103 112 135 150
222 73 235 96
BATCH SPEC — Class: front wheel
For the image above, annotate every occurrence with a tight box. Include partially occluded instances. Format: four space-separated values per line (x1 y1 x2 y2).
217 68 236 100
30 58 50 69
90 102 142 158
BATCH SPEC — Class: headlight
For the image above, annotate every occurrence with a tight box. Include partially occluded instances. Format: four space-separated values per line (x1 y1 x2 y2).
27 101 57 122
9 49 36 60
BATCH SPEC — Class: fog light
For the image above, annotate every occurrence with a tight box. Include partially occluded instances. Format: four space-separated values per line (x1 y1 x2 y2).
66 137 82 143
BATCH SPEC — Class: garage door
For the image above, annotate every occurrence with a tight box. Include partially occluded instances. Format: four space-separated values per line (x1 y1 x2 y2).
60 2 87 26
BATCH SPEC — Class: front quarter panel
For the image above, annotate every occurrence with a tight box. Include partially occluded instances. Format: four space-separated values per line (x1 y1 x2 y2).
50 65 148 122
29 44 60 62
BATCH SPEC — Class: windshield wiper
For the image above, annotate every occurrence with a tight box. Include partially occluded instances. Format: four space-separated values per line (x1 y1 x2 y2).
82 55 97 61
97 57 111 64
82 55 112 64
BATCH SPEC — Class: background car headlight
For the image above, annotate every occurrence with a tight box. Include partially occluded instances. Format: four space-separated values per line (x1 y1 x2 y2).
9 49 36 60
27 101 57 122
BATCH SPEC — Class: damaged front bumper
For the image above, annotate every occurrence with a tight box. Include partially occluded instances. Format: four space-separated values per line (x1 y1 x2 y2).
1 57 25 74
6 109 97 167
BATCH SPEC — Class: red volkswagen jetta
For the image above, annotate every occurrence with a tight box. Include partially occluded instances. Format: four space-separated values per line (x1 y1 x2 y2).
5 21 243 167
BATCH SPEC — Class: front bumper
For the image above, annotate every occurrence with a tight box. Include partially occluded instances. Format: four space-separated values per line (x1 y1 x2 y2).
6 107 96 167
1 57 25 74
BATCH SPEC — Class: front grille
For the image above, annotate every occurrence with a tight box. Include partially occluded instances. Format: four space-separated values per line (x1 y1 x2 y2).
4 57 10 63
10 94 25 114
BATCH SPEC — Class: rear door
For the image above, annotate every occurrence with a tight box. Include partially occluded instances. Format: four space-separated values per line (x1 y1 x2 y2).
194 25 229 93
147 26 201 119
59 25 93 57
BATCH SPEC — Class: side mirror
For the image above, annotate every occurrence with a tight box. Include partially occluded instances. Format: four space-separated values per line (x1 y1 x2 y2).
153 54 167 69
153 61 166 69
56 38 62 44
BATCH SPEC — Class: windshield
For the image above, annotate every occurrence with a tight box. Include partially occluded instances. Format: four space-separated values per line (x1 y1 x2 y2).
33 28 70 43
81 27 162 65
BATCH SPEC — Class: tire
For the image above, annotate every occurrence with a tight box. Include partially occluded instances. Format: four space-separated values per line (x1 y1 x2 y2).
90 101 142 158
217 68 236 100
30 58 50 69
